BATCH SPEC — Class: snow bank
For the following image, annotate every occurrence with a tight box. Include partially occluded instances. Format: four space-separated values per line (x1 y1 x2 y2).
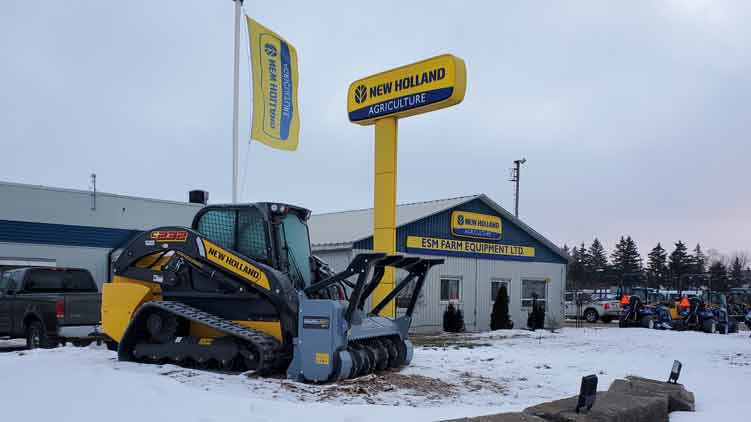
0 328 748 421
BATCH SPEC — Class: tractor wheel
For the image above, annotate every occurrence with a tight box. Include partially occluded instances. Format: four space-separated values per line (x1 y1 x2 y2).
26 321 55 350
641 316 654 329
584 309 599 323
703 319 716 334
601 316 614 324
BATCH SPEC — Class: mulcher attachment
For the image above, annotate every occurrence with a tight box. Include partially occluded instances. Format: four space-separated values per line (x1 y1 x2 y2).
288 253 443 382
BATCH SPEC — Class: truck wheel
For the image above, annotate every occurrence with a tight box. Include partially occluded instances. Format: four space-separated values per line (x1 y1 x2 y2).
601 316 614 324
584 309 599 323
703 319 716 333
26 321 55 350
641 315 654 329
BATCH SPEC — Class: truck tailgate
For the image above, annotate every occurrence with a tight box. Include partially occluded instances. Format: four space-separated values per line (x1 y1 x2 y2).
63 293 101 326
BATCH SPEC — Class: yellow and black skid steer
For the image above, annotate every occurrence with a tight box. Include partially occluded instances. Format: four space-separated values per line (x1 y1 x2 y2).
102 202 442 382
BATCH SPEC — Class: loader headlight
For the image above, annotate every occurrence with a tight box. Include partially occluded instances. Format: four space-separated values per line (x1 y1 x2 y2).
271 204 279 212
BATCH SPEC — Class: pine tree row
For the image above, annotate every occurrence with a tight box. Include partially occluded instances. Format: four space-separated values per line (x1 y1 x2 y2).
563 239 749 291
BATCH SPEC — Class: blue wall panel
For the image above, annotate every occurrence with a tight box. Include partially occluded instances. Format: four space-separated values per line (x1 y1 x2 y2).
354 198 566 264
0 220 141 249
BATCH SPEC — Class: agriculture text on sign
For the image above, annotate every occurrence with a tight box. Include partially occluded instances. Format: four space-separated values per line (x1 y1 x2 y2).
406 236 535 259
451 211 502 240
347 54 466 125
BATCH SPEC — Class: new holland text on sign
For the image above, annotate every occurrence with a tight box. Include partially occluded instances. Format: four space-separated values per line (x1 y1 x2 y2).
347 54 466 125
406 236 535 260
451 211 502 240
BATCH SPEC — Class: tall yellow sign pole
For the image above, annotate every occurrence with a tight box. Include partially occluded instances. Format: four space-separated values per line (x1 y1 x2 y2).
347 54 467 317
373 117 398 316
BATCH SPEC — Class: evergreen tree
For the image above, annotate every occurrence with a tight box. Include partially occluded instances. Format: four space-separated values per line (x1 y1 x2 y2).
708 261 729 292
692 244 706 275
669 241 691 291
611 236 642 279
569 243 588 289
646 243 668 288
586 238 609 288
730 257 744 288
490 285 513 330
611 236 628 276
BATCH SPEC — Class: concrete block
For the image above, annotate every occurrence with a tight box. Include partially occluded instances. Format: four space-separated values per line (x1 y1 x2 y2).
608 376 695 412
523 391 668 422
441 413 547 422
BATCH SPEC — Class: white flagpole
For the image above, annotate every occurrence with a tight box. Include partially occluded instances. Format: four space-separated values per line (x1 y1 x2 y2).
231 0 243 203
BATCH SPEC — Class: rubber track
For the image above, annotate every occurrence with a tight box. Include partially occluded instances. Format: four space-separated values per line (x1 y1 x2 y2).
138 301 281 375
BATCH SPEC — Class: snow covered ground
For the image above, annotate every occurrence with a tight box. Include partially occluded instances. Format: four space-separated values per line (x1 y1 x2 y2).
0 328 748 421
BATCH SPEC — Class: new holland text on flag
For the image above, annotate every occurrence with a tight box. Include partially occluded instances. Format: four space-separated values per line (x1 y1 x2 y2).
247 17 300 151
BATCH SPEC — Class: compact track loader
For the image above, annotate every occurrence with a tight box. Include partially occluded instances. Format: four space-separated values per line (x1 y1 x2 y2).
102 203 442 382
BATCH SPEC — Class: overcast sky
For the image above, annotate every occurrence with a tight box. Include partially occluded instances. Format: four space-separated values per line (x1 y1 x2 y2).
1 1 749 258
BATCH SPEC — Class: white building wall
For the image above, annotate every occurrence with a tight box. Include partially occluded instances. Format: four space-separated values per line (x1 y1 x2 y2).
0 242 111 286
0 182 203 286
0 181 201 229
313 246 565 333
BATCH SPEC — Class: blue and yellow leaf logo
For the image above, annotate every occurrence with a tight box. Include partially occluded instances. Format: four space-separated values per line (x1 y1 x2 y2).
264 43 277 57
354 84 367 104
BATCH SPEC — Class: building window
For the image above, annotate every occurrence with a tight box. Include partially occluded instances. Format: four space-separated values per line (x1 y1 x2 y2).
522 279 546 307
440 277 461 302
490 279 510 302
396 279 416 309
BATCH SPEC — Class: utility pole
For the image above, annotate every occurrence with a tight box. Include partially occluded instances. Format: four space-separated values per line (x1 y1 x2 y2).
509 158 526 218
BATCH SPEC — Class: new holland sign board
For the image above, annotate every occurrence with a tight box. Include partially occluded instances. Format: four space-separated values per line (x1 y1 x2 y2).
451 211 502 240
347 54 467 125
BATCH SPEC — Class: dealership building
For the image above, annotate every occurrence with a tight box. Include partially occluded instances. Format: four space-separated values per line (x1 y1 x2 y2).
308 194 569 332
1 181 568 332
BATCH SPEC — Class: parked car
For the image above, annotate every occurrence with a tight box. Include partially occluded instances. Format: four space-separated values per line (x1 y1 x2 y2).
0 267 102 349
565 291 621 323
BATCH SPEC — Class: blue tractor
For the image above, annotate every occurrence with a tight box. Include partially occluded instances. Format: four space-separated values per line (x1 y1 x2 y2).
619 296 657 329
673 297 716 333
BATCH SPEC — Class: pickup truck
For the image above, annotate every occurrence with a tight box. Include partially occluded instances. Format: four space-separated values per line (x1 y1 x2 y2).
0 267 102 349
564 291 621 323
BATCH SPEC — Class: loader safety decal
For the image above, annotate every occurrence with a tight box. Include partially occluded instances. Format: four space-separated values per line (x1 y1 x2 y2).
200 239 271 290
315 352 330 366
406 236 535 259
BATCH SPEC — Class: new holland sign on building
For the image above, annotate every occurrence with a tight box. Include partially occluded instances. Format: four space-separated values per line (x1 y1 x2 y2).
347 54 467 125
406 211 535 260
451 211 501 240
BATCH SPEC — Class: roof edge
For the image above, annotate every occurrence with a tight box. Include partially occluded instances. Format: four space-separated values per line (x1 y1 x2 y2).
0 180 203 208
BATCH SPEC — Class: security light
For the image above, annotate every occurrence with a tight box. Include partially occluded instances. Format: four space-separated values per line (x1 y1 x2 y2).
575 374 598 413
668 360 682 384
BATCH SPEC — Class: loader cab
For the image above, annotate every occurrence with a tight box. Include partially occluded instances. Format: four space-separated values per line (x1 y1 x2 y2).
192 203 314 288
